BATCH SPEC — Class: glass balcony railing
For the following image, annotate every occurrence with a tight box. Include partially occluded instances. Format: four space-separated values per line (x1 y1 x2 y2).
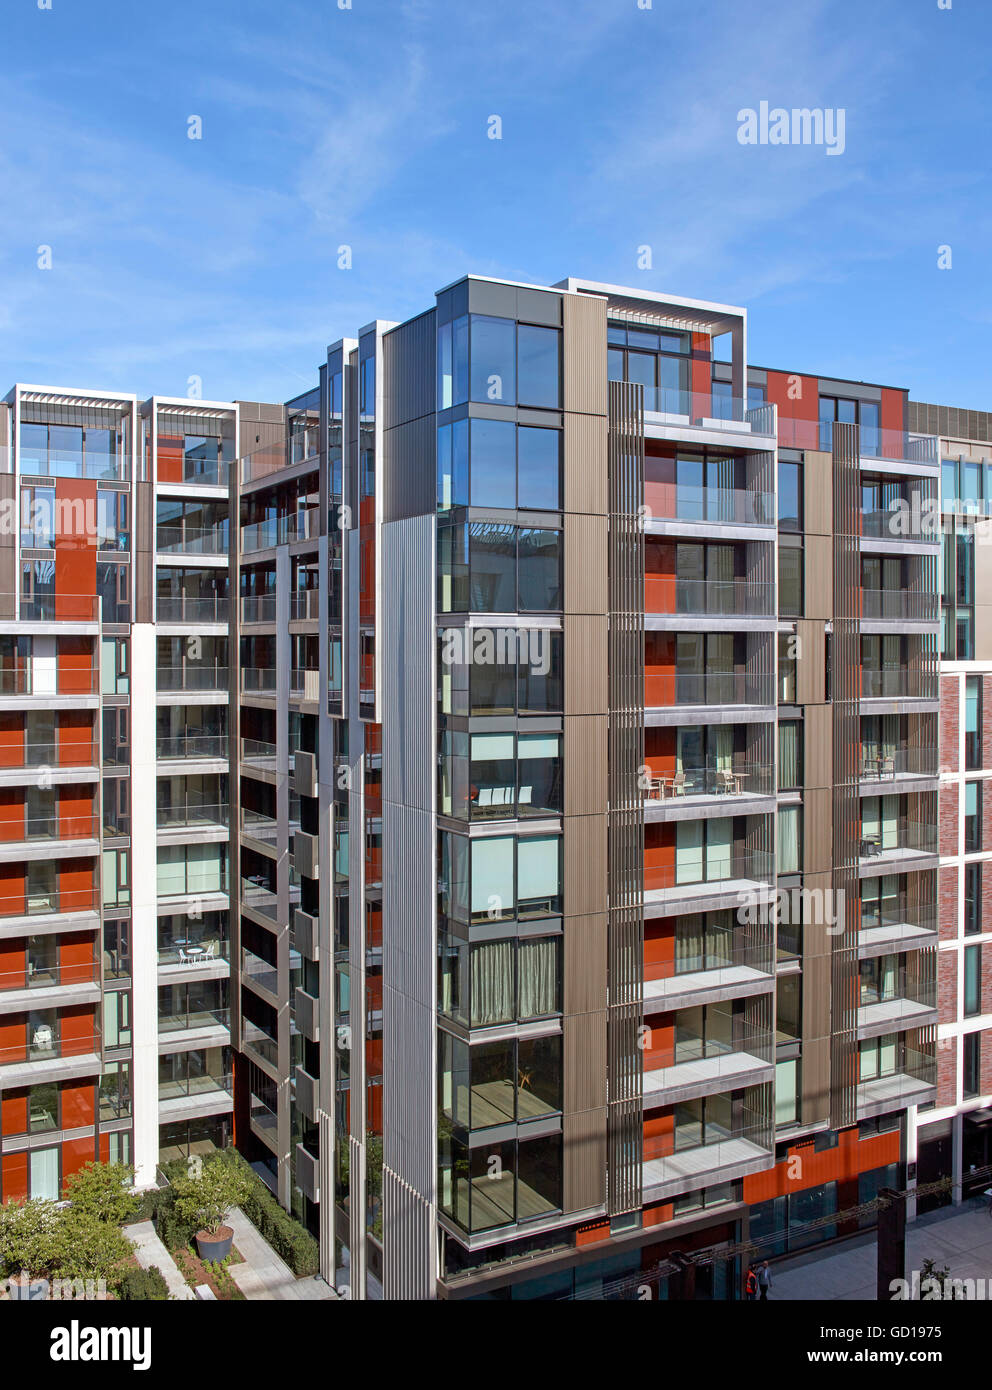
645 670 776 707
858 978 937 1011
156 665 228 692
668 1018 773 1068
290 668 320 700
241 511 319 554
240 738 277 764
858 819 938 860
18 595 100 621
157 1005 230 1034
290 590 320 620
778 421 939 466
0 961 99 993
858 1047 936 1100
0 887 99 919
156 735 228 761
645 851 775 894
3 814 99 845
156 596 229 623
644 483 775 527
861 669 938 701
242 948 279 995
645 761 775 801
859 748 939 780
156 803 229 831
242 1022 279 1068
240 808 278 845
156 526 229 556
2 741 98 770
158 1071 232 1103
240 595 277 623
0 665 99 696
637 388 774 433
241 876 278 921
861 589 939 622
0 1030 101 1068
645 576 775 618
859 901 937 936
241 667 277 693
861 508 939 543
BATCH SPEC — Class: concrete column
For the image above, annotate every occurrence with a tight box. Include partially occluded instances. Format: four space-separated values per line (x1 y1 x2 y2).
130 622 159 1187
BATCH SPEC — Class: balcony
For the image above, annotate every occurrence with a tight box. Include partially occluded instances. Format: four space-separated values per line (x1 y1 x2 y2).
156 596 229 624
779 421 939 470
644 577 776 626
861 670 938 704
241 511 319 554
156 802 229 840
294 1064 319 1122
240 667 277 695
158 1070 233 1105
156 734 228 763
858 902 937 957
645 671 776 712
857 981 938 1040
156 665 228 694
858 819 938 873
240 807 278 849
16 595 100 623
643 1022 774 1106
0 741 99 787
644 940 774 1013
860 589 939 627
858 748 939 792
861 509 940 548
241 876 278 923
290 590 320 621
157 1004 230 1036
645 761 775 821
642 1109 772 1201
249 1092 279 1146
0 961 101 1013
240 738 277 773
292 831 319 880
242 947 279 998
156 525 229 557
240 595 277 624
644 852 775 918
0 665 99 701
644 483 775 532
857 1047 936 1119
0 814 100 862
0 886 99 934
0 1030 102 1084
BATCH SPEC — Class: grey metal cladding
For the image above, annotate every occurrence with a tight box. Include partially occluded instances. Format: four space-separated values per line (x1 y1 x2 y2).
381 513 436 1205
382 310 436 432
382 1168 434 1299
382 415 435 523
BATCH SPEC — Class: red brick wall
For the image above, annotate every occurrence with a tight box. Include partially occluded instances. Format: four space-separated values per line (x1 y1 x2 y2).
940 783 959 858
981 942 992 1017
941 676 960 774
980 1033 992 1097
984 677 992 769
939 865 958 941
938 948 958 1022
937 1035 958 1108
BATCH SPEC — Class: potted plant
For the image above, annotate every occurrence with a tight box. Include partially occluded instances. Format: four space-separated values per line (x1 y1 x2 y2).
172 1157 251 1263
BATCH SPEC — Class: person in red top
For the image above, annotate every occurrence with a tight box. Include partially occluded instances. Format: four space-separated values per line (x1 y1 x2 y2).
744 1264 759 1301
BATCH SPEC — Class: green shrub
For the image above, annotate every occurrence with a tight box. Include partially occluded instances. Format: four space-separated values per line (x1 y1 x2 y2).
63 1161 139 1226
216 1149 319 1276
119 1265 170 1301
172 1156 252 1237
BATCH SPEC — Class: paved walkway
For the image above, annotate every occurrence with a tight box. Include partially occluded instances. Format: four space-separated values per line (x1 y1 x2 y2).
769 1199 992 1300
226 1209 337 1301
123 1220 194 1302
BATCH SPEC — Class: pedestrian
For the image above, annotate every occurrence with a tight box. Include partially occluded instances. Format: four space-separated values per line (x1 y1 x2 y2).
744 1263 758 1301
758 1259 771 1301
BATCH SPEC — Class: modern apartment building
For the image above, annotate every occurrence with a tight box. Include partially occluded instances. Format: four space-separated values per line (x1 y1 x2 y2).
0 273 983 1302
910 400 992 1209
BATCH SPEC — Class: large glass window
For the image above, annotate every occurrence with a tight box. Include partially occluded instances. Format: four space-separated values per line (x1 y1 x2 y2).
778 546 803 617
965 945 981 1018
966 676 982 770
439 832 562 925
778 460 802 530
470 316 517 404
438 522 562 613
965 781 982 853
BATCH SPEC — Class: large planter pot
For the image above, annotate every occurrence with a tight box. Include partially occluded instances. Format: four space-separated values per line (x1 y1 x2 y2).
8 1272 49 1301
195 1226 233 1263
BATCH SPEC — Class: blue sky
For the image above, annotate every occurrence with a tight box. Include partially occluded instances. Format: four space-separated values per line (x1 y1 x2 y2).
1 0 989 408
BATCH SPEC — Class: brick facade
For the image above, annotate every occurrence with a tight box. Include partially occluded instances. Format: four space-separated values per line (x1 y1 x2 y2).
938 948 958 1022
937 1034 958 1108
941 675 960 775
940 782 959 858
939 864 959 941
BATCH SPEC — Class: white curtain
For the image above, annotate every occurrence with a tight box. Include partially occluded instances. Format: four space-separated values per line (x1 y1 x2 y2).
777 807 800 874
518 937 558 1018
30 1147 59 1201
470 940 513 1025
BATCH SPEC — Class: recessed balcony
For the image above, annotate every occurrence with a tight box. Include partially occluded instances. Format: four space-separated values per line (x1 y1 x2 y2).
644 577 777 630
645 671 776 713
642 1108 773 1201
0 814 100 861
645 852 775 918
644 761 775 821
858 818 937 874
642 1023 774 1106
858 747 939 793
860 588 939 631
857 1047 936 1119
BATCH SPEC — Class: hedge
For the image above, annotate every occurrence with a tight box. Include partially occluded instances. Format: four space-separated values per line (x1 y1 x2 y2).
119 1265 170 1301
150 1148 319 1278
